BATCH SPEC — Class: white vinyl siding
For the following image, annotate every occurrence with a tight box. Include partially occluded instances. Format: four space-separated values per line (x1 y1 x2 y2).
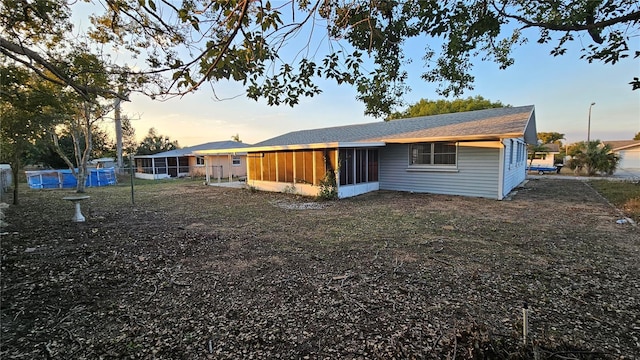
617 148 640 169
379 143 500 199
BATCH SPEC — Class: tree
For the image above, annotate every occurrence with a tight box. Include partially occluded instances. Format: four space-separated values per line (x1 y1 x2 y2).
0 65 64 204
136 128 179 155
0 1 130 101
387 96 508 120
2 1 638 118
121 116 138 157
35 126 114 169
538 132 565 145
231 133 242 143
634 132 640 140
566 141 620 175
47 53 115 193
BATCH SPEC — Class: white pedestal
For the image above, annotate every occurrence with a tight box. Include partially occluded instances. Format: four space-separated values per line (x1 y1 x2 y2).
63 195 90 222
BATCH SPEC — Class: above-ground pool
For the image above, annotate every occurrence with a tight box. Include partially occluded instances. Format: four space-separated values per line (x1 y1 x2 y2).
26 168 117 189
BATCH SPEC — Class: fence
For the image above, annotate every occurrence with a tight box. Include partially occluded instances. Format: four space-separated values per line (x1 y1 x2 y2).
0 165 11 193
26 168 117 189
134 165 244 181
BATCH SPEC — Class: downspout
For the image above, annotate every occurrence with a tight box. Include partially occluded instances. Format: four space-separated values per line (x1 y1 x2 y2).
335 149 341 199
497 139 506 200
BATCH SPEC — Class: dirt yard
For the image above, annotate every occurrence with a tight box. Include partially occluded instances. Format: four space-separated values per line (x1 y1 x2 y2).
1 178 639 359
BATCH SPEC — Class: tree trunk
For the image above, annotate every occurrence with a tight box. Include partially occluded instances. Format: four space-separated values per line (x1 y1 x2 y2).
11 160 20 206
75 102 93 193
114 96 123 173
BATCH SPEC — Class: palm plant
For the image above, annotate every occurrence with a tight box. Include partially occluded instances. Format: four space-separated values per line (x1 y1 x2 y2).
566 141 620 176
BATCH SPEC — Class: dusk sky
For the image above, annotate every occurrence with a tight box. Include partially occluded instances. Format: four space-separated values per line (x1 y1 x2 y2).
88 5 639 147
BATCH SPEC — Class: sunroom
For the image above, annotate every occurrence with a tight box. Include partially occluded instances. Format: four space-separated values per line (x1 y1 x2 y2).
242 142 384 198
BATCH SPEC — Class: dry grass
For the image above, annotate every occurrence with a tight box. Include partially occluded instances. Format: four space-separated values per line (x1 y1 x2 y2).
590 179 640 223
1 178 638 359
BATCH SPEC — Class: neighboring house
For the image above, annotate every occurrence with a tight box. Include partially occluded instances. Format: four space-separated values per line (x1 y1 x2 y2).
605 140 640 169
134 141 250 180
195 106 537 200
89 157 116 168
529 143 561 167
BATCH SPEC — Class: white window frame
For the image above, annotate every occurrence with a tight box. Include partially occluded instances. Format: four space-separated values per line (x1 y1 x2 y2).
195 156 205 167
232 156 241 166
408 142 458 170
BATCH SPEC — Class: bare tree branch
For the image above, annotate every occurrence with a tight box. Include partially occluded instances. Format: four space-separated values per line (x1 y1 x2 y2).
496 6 640 35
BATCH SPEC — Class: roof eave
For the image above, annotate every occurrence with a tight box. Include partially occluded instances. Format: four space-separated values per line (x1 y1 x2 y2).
611 143 640 151
196 142 386 154
381 133 525 144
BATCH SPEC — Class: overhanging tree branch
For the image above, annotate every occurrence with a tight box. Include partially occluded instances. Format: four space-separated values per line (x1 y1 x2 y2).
0 37 129 101
497 8 640 35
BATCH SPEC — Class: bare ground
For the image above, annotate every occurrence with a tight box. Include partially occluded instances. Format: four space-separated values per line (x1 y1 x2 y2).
1 178 639 359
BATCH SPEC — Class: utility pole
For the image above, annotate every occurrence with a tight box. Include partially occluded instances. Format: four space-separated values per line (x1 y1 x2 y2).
587 102 595 144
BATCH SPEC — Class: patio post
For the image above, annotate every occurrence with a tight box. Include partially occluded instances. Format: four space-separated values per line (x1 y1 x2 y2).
204 156 210 184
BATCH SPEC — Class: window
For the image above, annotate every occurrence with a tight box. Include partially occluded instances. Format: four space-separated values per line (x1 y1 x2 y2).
509 140 514 165
410 142 456 166
339 148 379 186
196 156 205 166
232 156 241 166
178 157 190 173
294 150 314 184
516 142 523 163
339 149 354 185
368 149 379 181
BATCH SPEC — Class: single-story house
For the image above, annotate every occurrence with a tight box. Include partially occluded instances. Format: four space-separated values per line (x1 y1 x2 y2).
529 143 561 167
134 141 250 180
89 157 116 168
195 105 537 200
605 140 640 169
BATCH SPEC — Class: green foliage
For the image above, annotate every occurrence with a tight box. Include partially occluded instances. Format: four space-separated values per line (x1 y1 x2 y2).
136 128 180 155
591 180 640 223
538 132 565 145
317 169 338 201
566 141 620 176
34 127 114 168
0 65 69 203
2 1 638 118
388 96 508 120
634 132 640 140
282 183 297 195
121 116 138 156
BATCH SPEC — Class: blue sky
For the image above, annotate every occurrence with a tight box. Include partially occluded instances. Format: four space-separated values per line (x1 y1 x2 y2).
97 7 639 147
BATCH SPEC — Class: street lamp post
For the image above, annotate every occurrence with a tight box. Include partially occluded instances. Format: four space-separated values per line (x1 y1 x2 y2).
587 102 596 144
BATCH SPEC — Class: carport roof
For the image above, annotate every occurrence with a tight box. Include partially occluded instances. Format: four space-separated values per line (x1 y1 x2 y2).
135 141 251 158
